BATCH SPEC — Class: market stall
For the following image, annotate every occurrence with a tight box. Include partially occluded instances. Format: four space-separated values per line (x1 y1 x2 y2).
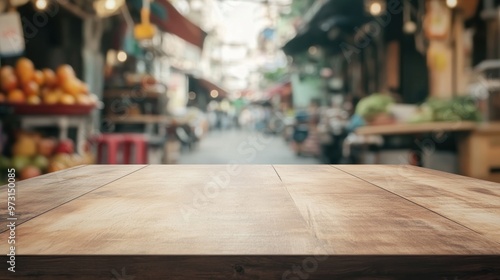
0 58 98 181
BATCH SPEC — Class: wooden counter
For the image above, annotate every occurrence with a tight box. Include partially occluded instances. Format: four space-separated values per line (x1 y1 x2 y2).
355 122 500 182
1 165 499 279
355 121 477 135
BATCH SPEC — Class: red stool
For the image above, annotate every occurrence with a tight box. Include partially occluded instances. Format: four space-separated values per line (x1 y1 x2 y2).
123 134 148 164
94 134 124 164
93 133 148 164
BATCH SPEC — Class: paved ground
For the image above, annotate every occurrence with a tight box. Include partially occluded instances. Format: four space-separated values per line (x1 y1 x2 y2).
178 129 320 164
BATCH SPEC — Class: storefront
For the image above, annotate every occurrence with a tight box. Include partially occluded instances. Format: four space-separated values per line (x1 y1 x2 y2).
0 0 212 180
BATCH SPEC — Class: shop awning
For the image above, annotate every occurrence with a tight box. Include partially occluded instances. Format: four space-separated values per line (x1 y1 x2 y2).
151 0 207 50
266 81 292 99
282 0 371 56
282 16 362 56
196 78 229 98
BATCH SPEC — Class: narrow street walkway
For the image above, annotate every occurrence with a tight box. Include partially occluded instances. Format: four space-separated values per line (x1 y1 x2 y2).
178 129 321 164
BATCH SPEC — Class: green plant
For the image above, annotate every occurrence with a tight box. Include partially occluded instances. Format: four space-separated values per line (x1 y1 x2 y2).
409 96 481 123
355 93 395 121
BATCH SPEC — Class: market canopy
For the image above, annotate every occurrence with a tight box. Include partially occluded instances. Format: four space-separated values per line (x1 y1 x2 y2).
282 0 373 56
190 76 229 99
282 15 363 56
126 0 206 50
151 0 207 50
266 81 291 99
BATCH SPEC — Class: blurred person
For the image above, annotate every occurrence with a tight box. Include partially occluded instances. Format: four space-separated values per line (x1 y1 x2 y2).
239 106 253 131
317 95 350 163
292 99 322 157
207 100 219 131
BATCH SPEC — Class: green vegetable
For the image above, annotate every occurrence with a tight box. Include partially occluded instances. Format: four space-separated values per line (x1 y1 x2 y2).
410 96 481 123
355 93 395 121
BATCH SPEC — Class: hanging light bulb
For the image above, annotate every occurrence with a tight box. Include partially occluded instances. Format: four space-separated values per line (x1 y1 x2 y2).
446 0 457 9
364 0 386 16
105 0 117 10
117 51 128 62
34 0 48 11
370 2 382 15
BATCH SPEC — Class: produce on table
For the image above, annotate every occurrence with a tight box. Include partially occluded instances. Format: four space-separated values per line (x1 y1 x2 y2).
0 58 98 106
23 81 40 96
55 139 75 154
0 67 18 92
11 155 31 171
7 89 25 103
32 155 49 171
16 58 35 84
355 93 395 123
409 96 481 123
37 138 57 157
20 165 41 180
4 132 95 180
42 68 57 87
27 95 42 105
33 70 45 86
0 156 10 171
13 133 38 157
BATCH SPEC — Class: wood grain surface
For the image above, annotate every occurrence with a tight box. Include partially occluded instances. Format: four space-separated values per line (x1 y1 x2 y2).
1 165 499 279
336 165 500 244
0 165 146 232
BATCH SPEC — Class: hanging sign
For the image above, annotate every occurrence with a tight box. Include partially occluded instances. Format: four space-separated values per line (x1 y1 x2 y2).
0 12 25 57
424 0 451 40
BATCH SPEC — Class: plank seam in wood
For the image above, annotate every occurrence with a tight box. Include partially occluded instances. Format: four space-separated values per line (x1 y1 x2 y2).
0 165 149 233
271 165 283 182
331 165 487 237
272 165 317 234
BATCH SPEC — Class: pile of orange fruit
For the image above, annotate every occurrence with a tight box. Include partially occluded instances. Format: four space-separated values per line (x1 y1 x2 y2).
0 58 98 106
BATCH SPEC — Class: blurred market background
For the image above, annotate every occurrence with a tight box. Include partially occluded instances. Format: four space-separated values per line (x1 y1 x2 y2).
0 0 500 182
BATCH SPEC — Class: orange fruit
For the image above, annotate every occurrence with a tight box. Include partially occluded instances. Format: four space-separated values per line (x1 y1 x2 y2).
22 81 40 96
56 64 75 82
61 78 82 96
59 94 76 105
15 58 35 84
0 66 14 78
42 68 57 88
0 73 18 92
7 89 26 104
33 70 45 86
27 95 41 105
42 89 61 105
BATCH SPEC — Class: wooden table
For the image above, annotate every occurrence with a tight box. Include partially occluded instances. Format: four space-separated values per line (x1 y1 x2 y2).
1 165 499 279
355 121 477 136
356 122 500 182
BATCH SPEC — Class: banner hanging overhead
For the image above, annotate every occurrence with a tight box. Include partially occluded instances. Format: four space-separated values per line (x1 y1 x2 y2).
0 12 25 57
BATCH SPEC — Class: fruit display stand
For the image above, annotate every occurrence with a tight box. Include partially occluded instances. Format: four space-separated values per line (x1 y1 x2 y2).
3 104 96 155
0 103 98 181
0 58 100 181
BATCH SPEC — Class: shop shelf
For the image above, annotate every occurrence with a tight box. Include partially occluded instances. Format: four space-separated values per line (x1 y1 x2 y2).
0 103 96 116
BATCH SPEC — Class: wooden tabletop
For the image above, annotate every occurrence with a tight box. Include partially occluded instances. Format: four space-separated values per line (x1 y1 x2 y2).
1 165 500 279
355 121 477 135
